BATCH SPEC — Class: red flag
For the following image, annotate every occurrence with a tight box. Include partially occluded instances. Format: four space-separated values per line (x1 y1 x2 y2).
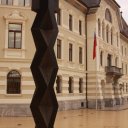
93 32 97 59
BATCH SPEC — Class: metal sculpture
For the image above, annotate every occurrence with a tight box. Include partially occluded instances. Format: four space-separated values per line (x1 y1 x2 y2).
30 0 59 127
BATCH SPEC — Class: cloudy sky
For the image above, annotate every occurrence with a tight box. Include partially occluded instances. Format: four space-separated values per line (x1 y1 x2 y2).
116 0 128 23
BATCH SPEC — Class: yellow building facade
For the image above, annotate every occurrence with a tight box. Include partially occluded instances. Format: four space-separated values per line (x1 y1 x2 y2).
0 0 128 116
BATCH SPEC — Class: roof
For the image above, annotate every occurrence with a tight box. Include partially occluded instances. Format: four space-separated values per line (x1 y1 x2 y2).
79 0 101 8
120 17 128 39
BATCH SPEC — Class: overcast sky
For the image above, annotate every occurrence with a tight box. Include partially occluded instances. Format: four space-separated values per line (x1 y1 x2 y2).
116 0 128 24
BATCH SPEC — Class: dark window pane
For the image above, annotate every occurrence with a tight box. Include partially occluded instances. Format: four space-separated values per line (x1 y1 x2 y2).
79 47 82 64
7 70 21 94
57 9 61 25
69 14 73 31
8 23 22 49
79 20 82 35
69 43 73 61
79 78 83 93
105 8 112 23
57 39 61 59
69 77 74 93
15 33 22 48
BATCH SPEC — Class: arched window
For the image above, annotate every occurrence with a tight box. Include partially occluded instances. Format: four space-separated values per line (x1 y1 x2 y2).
126 84 128 92
98 19 101 37
111 28 113 45
105 8 112 23
69 77 74 93
79 78 83 93
116 32 119 46
106 25 109 43
115 57 118 67
102 21 105 40
100 51 103 66
56 75 62 93
7 70 21 94
107 54 112 66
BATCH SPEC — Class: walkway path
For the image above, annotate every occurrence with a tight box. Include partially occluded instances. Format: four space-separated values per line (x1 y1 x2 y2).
0 109 128 128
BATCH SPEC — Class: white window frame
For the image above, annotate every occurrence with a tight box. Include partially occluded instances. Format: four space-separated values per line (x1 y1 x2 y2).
4 10 27 58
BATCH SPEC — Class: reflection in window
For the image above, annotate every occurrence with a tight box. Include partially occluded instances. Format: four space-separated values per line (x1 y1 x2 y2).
8 23 22 49
7 70 21 94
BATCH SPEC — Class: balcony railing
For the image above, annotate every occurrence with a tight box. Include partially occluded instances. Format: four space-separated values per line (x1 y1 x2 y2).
105 66 123 76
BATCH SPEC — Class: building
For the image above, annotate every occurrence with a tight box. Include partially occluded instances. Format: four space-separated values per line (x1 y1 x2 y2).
0 0 128 116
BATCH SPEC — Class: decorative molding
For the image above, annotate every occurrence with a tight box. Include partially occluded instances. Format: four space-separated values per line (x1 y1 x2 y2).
4 10 27 21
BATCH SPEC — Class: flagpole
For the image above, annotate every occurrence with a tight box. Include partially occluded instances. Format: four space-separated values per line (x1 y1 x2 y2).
95 32 98 110
93 31 98 110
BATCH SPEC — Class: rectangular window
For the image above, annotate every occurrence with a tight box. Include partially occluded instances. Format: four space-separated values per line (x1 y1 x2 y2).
117 33 119 47
122 63 124 74
1 0 13 5
18 0 25 6
57 39 61 59
69 14 73 31
125 48 127 56
57 9 61 25
126 64 127 75
69 43 73 62
8 23 22 49
79 47 82 64
122 46 123 56
25 0 31 6
79 20 82 35
18 0 31 6
107 54 112 66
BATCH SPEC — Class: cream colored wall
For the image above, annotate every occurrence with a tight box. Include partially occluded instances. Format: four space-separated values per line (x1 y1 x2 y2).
0 0 87 104
0 0 128 109
86 0 123 102
0 5 35 104
55 0 86 101
120 35 128 98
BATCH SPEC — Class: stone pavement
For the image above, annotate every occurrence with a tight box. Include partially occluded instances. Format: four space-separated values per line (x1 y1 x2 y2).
0 109 128 128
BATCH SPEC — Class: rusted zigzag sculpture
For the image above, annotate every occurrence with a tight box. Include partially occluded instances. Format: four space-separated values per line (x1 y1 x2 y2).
30 0 59 127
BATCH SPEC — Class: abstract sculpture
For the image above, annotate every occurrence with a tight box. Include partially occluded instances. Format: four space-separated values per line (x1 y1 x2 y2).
30 0 59 127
